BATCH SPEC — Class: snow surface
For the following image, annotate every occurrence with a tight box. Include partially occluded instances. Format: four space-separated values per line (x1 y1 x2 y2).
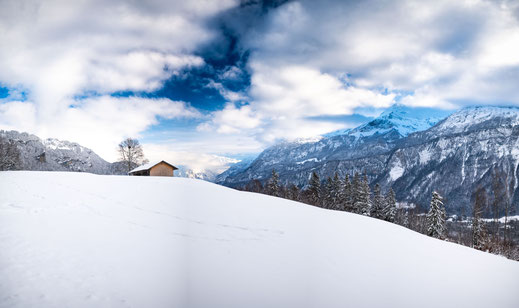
1 171 518 308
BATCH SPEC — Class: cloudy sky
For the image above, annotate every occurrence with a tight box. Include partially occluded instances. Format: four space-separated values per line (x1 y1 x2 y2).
1 0 519 172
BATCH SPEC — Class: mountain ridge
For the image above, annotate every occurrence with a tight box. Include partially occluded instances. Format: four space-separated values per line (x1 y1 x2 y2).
218 106 519 215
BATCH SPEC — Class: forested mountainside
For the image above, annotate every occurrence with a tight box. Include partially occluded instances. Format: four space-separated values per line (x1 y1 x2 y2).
219 106 519 215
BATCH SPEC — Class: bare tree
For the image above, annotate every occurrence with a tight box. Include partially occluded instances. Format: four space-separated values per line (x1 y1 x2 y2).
118 138 145 173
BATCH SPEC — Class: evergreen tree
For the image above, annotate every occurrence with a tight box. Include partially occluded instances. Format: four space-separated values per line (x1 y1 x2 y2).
426 191 446 239
472 187 487 250
324 172 342 210
306 171 321 206
266 169 281 197
286 184 300 201
358 173 371 216
383 188 397 222
371 183 384 219
352 172 363 214
403 209 409 228
342 174 353 212
331 172 342 210
324 176 334 209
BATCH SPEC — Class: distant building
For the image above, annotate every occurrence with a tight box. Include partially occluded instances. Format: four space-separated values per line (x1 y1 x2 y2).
128 160 178 177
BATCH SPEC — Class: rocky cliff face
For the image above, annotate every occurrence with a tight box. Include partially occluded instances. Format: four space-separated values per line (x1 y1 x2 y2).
218 106 519 215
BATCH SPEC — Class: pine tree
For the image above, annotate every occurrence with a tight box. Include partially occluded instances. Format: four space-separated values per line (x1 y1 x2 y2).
403 209 409 228
342 174 353 212
383 187 397 222
472 187 487 250
426 191 446 239
266 169 281 197
352 172 362 214
371 183 384 219
286 184 300 201
331 172 342 210
306 171 321 206
359 173 371 216
324 176 334 209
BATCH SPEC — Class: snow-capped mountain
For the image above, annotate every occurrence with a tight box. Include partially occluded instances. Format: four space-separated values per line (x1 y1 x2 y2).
214 156 257 183
176 165 218 182
325 105 451 138
218 106 519 215
0 130 128 174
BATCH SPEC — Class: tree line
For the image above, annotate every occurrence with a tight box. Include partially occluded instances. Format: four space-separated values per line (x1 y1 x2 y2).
240 169 518 261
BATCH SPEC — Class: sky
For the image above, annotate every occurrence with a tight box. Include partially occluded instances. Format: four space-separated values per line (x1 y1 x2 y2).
1 0 519 172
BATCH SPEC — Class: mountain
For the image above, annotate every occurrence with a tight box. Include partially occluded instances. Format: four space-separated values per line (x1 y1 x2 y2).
214 155 264 183
1 171 518 307
0 130 127 174
217 105 448 186
324 105 451 138
0 130 227 180
218 106 519 215
176 165 218 181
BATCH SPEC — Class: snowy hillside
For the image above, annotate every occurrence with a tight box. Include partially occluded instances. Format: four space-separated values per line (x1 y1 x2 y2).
0 171 518 308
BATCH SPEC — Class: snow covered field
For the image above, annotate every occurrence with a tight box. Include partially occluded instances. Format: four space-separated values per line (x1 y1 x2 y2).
0 171 518 308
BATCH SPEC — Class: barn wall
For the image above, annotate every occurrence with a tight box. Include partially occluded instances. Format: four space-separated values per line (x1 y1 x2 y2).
150 162 174 177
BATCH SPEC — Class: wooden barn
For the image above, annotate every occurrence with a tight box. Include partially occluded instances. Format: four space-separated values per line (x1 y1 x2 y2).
128 160 178 177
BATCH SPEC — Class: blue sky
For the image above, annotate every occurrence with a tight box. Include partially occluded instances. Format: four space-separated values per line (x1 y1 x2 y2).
0 0 519 172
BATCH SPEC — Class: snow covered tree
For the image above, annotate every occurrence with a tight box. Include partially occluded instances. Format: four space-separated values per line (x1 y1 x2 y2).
472 187 487 250
359 173 372 216
118 138 146 173
351 172 362 213
383 188 397 222
402 209 409 228
324 172 342 210
371 183 384 219
305 171 321 206
266 169 281 197
0 135 21 171
426 191 446 239
331 173 342 210
342 174 353 212
323 176 334 209
286 184 301 201
352 172 371 215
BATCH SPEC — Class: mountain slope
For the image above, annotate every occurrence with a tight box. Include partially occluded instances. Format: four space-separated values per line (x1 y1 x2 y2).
0 130 128 174
325 104 451 138
1 171 518 308
220 106 519 215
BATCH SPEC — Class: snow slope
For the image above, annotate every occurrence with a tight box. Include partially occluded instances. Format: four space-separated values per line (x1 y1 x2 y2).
0 171 518 308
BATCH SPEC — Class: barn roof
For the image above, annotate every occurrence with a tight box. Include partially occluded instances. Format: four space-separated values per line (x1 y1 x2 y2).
129 160 178 173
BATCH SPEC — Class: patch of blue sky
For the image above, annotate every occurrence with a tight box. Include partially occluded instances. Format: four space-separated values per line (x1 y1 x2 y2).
0 85 29 102
306 113 373 126
139 117 205 144
0 86 8 99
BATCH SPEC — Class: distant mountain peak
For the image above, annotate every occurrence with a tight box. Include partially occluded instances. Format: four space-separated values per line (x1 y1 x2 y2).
325 104 453 139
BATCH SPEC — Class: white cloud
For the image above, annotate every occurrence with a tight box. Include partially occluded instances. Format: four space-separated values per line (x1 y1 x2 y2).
0 0 237 161
245 0 519 108
206 81 248 103
0 96 201 161
142 144 240 174
200 64 394 143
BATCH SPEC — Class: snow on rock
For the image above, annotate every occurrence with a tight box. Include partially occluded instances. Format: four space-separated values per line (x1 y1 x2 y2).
0 171 518 308
389 159 405 181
